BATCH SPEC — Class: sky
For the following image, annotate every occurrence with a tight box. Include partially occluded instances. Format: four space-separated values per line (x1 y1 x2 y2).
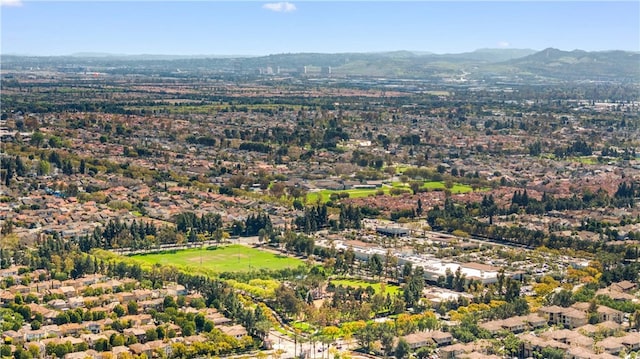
1 1 639 56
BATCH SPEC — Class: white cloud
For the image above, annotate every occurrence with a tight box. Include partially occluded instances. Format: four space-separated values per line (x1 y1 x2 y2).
0 0 23 7
262 2 296 13
497 41 510 48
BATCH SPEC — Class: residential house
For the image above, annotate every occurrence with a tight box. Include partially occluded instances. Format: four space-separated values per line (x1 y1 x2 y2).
598 337 625 355
500 316 527 333
0 291 15 304
567 346 619 359
620 332 640 351
128 343 152 358
165 284 187 297
10 285 31 295
77 274 104 287
458 353 501 359
0 267 21 278
604 289 635 301
132 289 153 301
183 335 207 345
597 306 624 324
123 328 146 343
48 299 67 310
563 308 588 328
59 286 77 298
478 321 503 335
23 329 47 342
219 325 248 340
204 310 231 325
64 349 99 359
139 298 164 312
49 336 85 347
80 334 109 349
67 296 86 309
166 324 182 337
83 322 102 334
121 314 153 326
520 333 569 358
117 292 136 304
429 330 453 347
538 305 587 328
571 302 624 324
41 325 61 338
540 329 593 348
598 320 622 333
23 341 45 359
400 332 433 349
58 323 83 337
3 330 22 344
524 313 547 329
146 340 172 358
610 280 636 293
439 343 468 359
538 305 564 324
576 323 600 337
111 346 130 359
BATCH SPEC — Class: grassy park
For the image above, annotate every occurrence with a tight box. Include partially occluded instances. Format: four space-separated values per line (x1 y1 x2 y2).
306 181 476 203
331 278 402 295
130 244 305 273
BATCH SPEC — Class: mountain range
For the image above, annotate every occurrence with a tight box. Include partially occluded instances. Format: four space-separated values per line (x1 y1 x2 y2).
2 48 638 83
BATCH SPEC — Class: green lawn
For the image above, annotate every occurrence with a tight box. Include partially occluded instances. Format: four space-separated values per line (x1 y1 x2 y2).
331 279 402 295
130 245 305 273
307 188 384 203
572 156 598 165
307 181 475 203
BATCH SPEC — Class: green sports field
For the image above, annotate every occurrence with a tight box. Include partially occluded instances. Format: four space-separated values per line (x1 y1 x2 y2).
130 245 305 273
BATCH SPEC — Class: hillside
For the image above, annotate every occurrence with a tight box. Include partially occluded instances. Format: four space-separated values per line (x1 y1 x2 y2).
502 48 640 82
2 48 637 83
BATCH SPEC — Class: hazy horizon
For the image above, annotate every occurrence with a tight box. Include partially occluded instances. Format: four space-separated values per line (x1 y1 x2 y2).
2 1 639 56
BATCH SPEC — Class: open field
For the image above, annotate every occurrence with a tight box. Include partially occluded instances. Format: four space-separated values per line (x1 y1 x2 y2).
331 279 402 295
307 188 383 203
130 245 305 273
307 181 476 203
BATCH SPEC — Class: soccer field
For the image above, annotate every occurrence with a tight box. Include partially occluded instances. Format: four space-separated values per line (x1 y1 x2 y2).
130 245 305 273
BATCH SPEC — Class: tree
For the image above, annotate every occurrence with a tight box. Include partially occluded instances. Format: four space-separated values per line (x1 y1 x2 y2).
113 304 126 317
145 328 158 341
503 333 521 357
540 347 564 359
30 132 45 147
37 160 50 176
380 327 395 357
94 338 110 352
404 267 425 309
270 182 286 198
410 181 422 195
274 284 302 319
416 199 423 216
394 338 410 359
26 345 39 359
549 289 574 307
355 323 378 353
368 254 383 278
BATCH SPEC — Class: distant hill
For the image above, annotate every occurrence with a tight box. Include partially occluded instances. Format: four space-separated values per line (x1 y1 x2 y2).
502 48 640 81
2 48 637 83
454 48 538 62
